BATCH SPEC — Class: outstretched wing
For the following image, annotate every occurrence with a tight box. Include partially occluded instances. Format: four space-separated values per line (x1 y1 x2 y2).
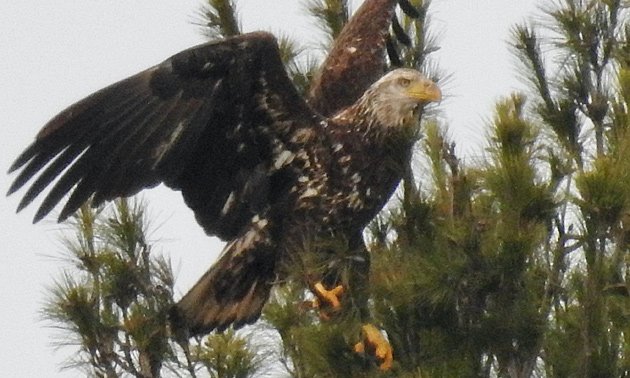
308 0 419 117
8 32 319 239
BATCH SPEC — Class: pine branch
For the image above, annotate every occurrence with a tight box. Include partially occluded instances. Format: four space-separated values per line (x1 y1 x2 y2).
196 0 240 39
306 0 349 43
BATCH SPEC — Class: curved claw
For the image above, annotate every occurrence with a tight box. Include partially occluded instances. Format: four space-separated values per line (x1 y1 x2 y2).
354 324 393 371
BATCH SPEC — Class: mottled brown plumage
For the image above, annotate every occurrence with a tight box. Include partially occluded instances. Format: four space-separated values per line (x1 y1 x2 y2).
308 0 420 117
8 31 440 335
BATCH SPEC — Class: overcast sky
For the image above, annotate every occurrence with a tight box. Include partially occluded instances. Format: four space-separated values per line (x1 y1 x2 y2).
1 0 538 376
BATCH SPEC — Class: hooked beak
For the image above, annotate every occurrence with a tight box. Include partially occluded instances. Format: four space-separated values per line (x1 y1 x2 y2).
407 80 442 103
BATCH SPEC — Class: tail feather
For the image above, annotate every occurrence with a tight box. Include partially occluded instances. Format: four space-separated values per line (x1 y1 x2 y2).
170 218 277 335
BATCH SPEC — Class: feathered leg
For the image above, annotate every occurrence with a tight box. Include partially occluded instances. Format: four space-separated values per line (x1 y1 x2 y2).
305 233 393 371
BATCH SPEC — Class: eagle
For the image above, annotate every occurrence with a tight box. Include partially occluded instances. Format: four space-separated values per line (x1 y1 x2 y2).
8 2 439 360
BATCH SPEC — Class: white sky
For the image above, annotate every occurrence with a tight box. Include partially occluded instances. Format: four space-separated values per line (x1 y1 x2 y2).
1 1 538 376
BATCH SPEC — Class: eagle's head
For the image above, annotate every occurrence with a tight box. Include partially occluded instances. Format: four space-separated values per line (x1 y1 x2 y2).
362 68 441 129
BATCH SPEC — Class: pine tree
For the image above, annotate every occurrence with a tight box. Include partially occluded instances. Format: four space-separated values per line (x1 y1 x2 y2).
510 2 630 376
42 0 630 377
44 198 271 377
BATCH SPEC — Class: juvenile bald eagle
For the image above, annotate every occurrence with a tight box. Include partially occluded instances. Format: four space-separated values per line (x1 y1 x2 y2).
8 31 440 335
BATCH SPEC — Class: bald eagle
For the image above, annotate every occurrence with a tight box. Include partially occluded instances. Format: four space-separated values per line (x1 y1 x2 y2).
8 31 440 335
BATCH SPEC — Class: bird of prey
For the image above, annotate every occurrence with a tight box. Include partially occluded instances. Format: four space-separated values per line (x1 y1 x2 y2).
300 0 431 368
9 29 439 327
8 1 440 371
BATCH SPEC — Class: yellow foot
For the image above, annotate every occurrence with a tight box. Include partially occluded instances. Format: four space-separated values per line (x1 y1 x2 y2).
354 324 393 371
302 282 344 320
312 282 344 311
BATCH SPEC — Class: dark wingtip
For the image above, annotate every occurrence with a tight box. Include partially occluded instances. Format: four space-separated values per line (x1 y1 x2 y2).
15 200 28 215
7 168 34 197
169 304 218 338
8 157 26 175
391 16 412 47
16 186 42 218
32 208 48 224
232 314 258 331
57 200 79 224
8 142 38 175
168 305 194 341
168 305 187 332
7 162 18 175
215 324 230 333
398 0 421 18
32 196 60 224
386 35 402 67
7 181 21 197
57 211 71 224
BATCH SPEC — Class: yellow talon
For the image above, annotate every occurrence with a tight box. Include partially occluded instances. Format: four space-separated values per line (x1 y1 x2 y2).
301 282 345 320
312 282 344 311
354 324 393 371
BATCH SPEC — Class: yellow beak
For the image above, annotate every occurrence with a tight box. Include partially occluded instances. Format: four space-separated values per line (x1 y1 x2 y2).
407 80 442 103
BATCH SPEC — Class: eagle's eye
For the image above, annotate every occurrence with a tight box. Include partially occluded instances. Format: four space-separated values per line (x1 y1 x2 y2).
398 78 411 87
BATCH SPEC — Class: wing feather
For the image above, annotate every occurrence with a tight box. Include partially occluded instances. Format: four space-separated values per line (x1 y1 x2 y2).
308 0 397 116
9 32 320 234
308 0 420 116
29 95 163 221
80 97 189 205
88 93 188 206
9 89 155 199
14 144 85 213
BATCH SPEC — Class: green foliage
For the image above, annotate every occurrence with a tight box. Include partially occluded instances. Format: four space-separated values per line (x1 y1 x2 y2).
390 0 439 72
45 199 172 376
197 0 240 38
509 1 630 377
307 0 349 42
276 35 320 96
197 330 269 378
363 94 554 377
44 199 268 377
